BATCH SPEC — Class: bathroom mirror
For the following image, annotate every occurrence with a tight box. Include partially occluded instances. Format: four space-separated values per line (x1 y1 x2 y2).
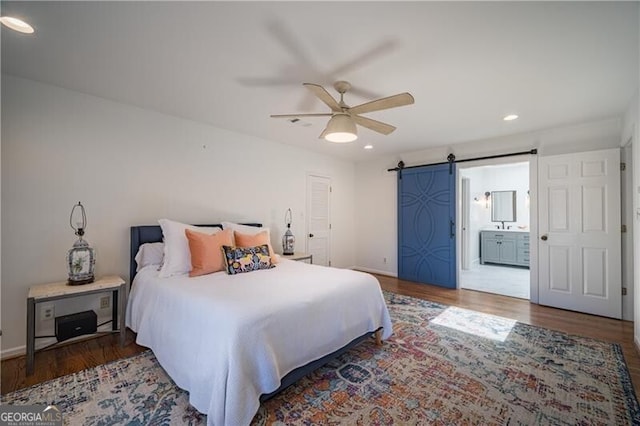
491 191 516 223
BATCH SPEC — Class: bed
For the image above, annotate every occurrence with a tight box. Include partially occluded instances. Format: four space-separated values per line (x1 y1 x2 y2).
125 224 392 425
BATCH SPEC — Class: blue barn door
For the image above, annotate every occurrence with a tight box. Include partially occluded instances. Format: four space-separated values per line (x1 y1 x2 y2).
398 163 456 288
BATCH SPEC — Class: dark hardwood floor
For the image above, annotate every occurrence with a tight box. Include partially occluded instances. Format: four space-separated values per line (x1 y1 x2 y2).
3 274 639 397
1 330 147 395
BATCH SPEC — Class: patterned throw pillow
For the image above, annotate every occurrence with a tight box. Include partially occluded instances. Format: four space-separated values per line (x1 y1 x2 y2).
221 244 275 275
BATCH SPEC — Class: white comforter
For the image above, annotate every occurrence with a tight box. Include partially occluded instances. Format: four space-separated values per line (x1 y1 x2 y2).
126 258 392 426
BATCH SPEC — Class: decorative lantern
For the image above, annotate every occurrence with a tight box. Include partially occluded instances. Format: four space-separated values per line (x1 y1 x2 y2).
282 208 295 255
67 202 95 285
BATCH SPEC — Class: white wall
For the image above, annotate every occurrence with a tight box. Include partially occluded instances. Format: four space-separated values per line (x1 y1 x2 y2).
635 103 640 342
632 2 640 350
624 91 640 345
1 75 356 355
355 117 622 277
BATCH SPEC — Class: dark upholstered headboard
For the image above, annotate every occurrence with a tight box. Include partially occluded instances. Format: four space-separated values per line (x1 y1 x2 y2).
130 223 262 285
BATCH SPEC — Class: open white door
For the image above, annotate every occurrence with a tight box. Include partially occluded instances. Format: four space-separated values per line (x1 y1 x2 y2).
538 148 621 318
306 174 331 266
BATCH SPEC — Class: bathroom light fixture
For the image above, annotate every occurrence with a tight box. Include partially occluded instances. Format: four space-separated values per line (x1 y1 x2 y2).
324 113 357 143
364 144 373 150
473 192 491 208
0 16 34 34
503 114 518 121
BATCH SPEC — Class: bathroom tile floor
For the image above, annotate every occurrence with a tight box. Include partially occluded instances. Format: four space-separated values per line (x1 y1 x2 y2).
460 264 530 299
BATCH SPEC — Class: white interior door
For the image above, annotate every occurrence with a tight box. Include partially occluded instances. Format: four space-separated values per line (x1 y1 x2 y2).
621 144 634 320
306 174 331 266
538 148 621 318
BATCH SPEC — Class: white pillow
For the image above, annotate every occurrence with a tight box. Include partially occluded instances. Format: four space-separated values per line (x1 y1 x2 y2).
134 242 164 272
158 219 221 278
221 221 268 242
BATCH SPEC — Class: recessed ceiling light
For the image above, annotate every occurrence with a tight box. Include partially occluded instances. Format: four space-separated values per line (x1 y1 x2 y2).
503 114 519 121
0 16 35 34
364 144 373 150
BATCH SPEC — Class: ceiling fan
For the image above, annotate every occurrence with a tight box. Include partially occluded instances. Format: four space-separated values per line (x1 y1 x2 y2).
270 81 415 143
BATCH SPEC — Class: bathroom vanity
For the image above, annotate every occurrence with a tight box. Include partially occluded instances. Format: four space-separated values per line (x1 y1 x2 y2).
480 230 530 268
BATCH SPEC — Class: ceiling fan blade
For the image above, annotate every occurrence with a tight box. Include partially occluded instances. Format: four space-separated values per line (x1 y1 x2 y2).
303 83 341 112
267 20 315 68
270 113 333 118
328 39 398 77
349 92 415 115
352 115 396 135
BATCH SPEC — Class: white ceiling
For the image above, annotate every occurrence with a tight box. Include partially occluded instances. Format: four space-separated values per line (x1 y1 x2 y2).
2 2 638 161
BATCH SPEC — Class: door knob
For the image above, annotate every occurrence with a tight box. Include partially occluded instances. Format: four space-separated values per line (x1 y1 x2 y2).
541 234 548 241
309 233 314 238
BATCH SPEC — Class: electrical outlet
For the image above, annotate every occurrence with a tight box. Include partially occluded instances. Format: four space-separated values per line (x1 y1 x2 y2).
41 305 54 321
100 296 110 309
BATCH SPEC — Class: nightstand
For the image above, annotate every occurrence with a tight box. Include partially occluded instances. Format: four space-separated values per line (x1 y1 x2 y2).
281 253 313 264
26 275 127 375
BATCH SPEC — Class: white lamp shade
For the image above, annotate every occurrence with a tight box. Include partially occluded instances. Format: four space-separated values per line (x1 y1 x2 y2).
324 114 357 143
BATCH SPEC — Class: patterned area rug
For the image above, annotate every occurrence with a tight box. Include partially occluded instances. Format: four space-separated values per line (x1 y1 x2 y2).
4 292 639 425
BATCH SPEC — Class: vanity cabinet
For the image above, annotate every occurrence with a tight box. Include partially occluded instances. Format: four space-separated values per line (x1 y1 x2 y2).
480 231 529 268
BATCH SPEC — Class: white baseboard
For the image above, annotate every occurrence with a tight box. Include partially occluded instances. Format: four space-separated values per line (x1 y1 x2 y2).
353 266 398 277
2 345 26 360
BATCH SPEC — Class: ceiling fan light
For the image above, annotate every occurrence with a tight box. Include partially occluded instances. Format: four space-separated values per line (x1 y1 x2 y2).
325 131 358 143
324 114 357 143
0 16 34 34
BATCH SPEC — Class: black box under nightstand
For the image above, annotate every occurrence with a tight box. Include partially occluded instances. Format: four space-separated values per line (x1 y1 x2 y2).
55 310 97 342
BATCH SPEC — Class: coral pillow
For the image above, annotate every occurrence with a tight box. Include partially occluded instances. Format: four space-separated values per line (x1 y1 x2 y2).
234 230 278 264
185 228 233 277
158 219 221 278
